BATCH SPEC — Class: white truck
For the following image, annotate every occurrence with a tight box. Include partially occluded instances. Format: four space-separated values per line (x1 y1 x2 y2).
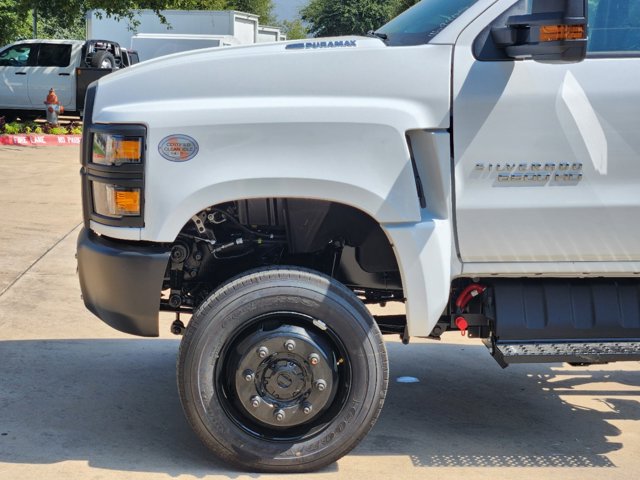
86 9 283 51
131 33 240 62
0 39 135 120
76 0 640 473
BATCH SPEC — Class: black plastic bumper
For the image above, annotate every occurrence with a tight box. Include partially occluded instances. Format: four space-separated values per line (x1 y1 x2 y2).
77 227 171 337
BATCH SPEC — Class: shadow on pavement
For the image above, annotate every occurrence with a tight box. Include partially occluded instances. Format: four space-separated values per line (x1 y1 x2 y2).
363 341 640 469
0 339 638 475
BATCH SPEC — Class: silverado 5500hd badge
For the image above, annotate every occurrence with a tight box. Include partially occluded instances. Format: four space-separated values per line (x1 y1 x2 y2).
473 162 584 186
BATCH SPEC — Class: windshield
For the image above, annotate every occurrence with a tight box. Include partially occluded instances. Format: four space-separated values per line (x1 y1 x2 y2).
377 0 481 46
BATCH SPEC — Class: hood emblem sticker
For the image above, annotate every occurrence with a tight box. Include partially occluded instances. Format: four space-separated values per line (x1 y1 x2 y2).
158 135 199 162
286 40 358 50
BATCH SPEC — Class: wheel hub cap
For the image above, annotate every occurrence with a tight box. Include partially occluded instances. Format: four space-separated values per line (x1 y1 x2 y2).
263 360 306 399
232 323 337 428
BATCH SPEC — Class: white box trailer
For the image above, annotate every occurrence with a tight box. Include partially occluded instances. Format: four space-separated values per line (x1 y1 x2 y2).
86 10 264 50
131 34 240 61
257 25 287 43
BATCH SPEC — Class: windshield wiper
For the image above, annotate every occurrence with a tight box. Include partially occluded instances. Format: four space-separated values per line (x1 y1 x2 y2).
367 30 388 41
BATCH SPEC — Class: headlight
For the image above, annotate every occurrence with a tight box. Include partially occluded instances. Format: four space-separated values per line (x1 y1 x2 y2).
82 122 146 228
92 133 143 166
92 183 141 218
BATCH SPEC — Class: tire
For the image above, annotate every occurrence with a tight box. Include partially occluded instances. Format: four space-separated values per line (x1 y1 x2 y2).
91 50 116 69
177 267 388 472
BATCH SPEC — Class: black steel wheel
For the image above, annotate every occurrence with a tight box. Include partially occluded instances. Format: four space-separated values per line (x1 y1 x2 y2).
177 267 388 472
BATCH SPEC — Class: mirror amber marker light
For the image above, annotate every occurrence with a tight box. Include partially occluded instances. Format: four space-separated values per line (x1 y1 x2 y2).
539 25 586 42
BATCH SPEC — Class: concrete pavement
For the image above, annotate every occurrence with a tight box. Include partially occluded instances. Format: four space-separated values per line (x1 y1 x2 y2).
0 145 638 480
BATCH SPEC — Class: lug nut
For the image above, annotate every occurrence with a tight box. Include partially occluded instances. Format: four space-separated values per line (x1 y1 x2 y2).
243 369 254 382
302 403 313 415
274 409 286 422
284 340 296 352
308 353 320 366
250 396 261 408
315 379 327 391
257 346 269 358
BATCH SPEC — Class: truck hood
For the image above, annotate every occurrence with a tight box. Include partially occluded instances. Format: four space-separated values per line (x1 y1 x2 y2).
92 35 452 131
105 35 385 72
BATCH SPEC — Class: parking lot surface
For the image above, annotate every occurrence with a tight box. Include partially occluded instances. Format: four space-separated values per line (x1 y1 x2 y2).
0 145 639 480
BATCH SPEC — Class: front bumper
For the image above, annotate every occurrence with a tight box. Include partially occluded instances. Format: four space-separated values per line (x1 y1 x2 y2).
77 227 171 337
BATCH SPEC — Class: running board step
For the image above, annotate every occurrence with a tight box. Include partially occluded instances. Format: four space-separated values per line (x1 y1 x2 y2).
491 341 640 366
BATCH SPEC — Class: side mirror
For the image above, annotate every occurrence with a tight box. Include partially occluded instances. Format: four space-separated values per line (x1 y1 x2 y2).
492 0 588 62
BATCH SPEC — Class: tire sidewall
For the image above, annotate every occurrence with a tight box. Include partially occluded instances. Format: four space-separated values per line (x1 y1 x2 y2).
92 51 115 69
180 274 386 470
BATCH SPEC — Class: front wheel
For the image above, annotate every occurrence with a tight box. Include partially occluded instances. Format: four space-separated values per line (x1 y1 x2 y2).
177 267 388 472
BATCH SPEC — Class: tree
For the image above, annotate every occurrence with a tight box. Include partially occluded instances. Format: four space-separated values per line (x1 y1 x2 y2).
394 0 418 16
301 0 398 38
280 19 307 40
1 0 31 46
36 7 86 40
231 0 274 25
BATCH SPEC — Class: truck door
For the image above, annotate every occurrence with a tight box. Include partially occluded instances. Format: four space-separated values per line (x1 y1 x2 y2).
0 43 35 108
453 0 640 263
27 43 77 110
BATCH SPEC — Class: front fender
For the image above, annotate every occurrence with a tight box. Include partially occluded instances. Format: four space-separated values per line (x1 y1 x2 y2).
384 217 453 337
140 121 423 242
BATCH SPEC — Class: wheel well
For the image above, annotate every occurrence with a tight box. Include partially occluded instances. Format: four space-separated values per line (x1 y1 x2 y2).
162 198 404 314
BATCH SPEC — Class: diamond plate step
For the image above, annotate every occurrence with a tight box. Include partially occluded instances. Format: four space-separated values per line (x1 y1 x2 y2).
495 341 640 365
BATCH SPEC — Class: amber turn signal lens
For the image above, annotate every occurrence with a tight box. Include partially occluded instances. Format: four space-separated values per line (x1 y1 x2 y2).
540 25 586 42
115 140 142 161
114 189 141 216
92 183 141 218
92 133 143 166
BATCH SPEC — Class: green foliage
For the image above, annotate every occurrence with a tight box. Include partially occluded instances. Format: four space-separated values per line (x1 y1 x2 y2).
68 121 83 134
49 126 68 135
231 0 274 25
301 0 421 38
0 119 81 135
169 0 227 8
0 0 31 46
23 121 37 133
36 7 86 40
280 19 307 40
3 121 22 134
394 0 419 17
22 121 45 134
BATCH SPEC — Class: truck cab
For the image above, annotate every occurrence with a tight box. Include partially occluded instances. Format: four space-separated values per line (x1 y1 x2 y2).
0 40 84 115
0 39 131 119
76 0 640 472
